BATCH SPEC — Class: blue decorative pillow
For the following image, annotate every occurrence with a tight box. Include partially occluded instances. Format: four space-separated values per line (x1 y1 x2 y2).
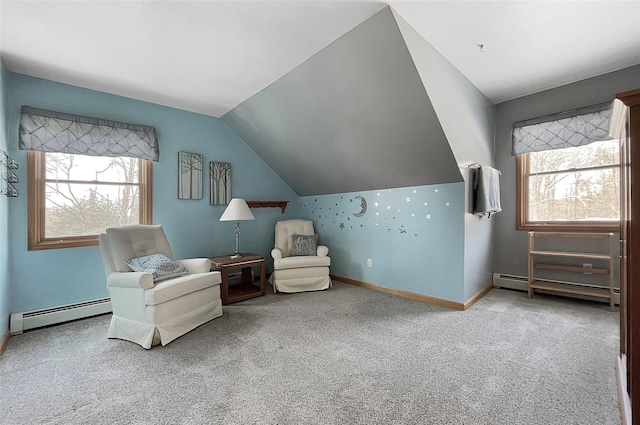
125 254 188 282
290 234 318 256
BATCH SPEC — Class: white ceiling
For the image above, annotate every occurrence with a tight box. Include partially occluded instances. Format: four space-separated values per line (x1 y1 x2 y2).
1 1 639 118
391 0 640 103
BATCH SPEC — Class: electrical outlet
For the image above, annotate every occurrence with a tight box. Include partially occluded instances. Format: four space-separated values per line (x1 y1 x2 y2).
367 258 372 268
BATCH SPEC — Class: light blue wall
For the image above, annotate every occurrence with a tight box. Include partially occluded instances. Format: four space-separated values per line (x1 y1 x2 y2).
5 72 298 314
299 183 466 303
0 62 10 333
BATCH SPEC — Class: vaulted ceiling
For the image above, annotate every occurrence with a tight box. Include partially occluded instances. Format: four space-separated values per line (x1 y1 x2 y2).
2 1 639 196
223 7 463 195
2 1 638 117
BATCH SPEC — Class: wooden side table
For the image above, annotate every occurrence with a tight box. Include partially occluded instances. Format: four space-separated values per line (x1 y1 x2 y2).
209 254 266 305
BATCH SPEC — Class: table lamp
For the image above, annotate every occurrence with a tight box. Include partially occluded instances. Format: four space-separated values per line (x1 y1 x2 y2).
219 198 255 258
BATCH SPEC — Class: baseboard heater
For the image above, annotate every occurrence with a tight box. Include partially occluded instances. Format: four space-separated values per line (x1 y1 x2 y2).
9 298 112 335
492 273 620 305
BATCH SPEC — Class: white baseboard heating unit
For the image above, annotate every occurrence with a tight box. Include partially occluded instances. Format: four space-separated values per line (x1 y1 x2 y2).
492 273 620 305
492 273 529 290
10 298 112 335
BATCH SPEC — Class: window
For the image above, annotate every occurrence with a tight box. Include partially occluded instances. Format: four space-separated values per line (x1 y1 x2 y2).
20 106 157 250
28 151 152 250
517 140 619 232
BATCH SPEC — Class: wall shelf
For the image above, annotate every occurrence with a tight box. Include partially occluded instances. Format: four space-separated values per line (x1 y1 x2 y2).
529 281 612 299
527 231 615 310
534 263 608 275
246 201 289 214
1 150 19 197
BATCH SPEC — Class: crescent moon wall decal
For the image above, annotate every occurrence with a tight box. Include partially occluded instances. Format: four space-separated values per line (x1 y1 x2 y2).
353 196 367 217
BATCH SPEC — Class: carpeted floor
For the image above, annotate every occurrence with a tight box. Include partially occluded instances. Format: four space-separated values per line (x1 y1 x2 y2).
0 282 620 425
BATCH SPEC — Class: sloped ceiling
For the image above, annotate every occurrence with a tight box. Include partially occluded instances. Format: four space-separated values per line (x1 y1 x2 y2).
0 1 385 118
393 9 495 168
3 2 638 116
3 1 637 198
223 6 462 196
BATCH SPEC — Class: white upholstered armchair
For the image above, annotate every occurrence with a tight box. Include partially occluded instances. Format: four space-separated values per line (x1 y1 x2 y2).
270 219 332 293
99 225 223 349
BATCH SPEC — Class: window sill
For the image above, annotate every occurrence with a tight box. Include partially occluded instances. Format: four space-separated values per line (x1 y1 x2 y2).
517 222 619 233
29 237 99 251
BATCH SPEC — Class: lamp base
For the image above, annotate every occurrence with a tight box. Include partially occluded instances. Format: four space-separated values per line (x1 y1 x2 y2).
229 222 245 259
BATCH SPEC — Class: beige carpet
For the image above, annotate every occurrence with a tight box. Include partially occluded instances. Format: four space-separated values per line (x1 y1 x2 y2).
0 282 620 424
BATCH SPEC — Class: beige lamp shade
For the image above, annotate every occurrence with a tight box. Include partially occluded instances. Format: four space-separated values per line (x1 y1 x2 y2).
219 198 255 221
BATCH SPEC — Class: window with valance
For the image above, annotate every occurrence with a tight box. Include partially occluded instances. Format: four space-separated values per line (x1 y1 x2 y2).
19 106 159 161
20 106 156 250
514 102 619 232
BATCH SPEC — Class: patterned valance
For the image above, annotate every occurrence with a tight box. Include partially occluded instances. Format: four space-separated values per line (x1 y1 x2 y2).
19 106 159 161
512 102 613 155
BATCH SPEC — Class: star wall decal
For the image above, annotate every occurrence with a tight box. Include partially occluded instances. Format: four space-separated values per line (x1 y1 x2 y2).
406 197 411 202
426 214 432 220
399 225 407 233
339 223 345 229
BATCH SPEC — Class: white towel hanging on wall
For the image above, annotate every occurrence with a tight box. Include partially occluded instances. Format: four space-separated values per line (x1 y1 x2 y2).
472 165 502 218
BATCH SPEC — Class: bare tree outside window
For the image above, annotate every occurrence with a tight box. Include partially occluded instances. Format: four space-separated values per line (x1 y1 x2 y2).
44 153 143 238
210 161 231 205
178 152 203 199
518 139 619 230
